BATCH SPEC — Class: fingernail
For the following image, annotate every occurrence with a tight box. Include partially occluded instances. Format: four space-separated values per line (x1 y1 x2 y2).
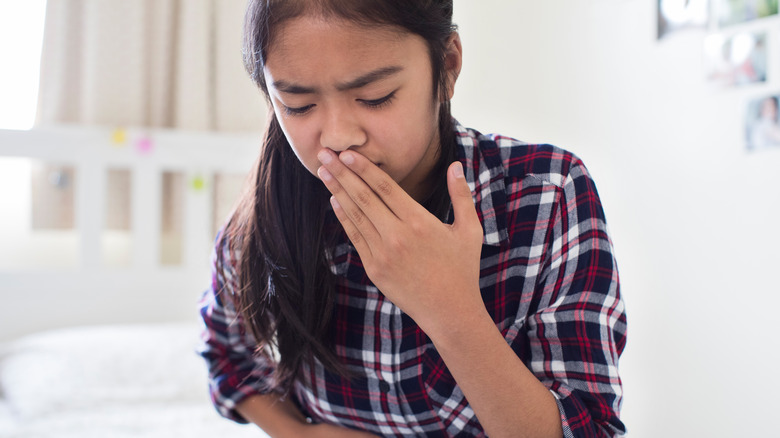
318 149 332 164
453 161 464 178
330 196 340 209
339 152 354 165
318 166 332 181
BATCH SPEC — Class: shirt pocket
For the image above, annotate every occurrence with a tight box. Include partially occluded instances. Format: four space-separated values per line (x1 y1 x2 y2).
296 367 392 433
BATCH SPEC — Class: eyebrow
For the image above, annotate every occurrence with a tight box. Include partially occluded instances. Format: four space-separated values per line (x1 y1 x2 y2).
273 65 403 94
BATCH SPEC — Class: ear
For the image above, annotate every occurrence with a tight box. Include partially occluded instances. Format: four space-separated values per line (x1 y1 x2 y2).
442 32 463 101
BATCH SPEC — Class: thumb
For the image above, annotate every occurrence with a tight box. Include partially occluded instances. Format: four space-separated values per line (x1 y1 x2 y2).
447 161 480 231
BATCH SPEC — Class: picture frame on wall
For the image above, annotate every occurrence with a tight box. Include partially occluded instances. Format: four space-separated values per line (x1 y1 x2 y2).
715 0 778 27
746 94 780 150
658 0 710 39
703 31 767 87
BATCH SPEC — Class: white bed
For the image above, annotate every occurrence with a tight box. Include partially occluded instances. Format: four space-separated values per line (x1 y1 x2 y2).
0 323 269 438
0 126 268 437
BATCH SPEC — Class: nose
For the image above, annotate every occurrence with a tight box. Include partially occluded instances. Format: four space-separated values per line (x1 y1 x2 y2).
319 107 367 152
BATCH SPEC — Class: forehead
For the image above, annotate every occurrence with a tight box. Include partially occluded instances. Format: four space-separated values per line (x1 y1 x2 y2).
264 15 428 80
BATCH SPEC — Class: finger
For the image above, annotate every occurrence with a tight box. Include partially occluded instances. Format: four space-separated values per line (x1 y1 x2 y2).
337 150 420 220
329 195 374 260
318 149 398 232
318 165 381 249
447 161 482 235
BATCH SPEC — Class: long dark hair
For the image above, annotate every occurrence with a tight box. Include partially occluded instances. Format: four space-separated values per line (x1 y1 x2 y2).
218 0 458 395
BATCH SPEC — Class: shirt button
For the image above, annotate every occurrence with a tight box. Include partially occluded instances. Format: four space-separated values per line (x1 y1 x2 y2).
379 380 391 393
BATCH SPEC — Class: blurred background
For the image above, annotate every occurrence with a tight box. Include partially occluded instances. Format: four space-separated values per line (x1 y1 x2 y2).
1 0 778 437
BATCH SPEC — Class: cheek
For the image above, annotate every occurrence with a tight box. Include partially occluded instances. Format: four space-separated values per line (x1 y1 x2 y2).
393 100 439 150
274 115 321 175
383 93 438 138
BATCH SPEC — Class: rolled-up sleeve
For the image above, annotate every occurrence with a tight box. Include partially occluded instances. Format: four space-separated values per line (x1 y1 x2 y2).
197 235 277 423
526 160 627 437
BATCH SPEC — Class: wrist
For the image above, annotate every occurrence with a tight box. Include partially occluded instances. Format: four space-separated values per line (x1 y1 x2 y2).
424 304 498 352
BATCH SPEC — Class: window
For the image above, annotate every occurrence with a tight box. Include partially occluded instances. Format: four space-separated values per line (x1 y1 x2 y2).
0 0 47 130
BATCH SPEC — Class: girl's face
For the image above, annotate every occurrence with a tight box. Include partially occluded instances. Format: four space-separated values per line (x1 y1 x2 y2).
263 16 458 202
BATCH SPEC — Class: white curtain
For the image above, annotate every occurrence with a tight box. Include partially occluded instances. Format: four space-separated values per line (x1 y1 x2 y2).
35 0 267 132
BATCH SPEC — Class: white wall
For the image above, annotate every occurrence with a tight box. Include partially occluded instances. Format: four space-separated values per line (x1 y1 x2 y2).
452 1 780 437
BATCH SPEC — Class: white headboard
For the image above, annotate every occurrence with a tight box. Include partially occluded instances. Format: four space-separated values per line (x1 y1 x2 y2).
0 125 260 341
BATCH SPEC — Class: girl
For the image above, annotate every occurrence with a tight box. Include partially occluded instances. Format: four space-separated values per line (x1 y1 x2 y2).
198 1 627 437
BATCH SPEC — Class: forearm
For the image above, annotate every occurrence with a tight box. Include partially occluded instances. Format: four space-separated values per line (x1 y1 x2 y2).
237 394 379 438
428 308 563 438
236 393 309 437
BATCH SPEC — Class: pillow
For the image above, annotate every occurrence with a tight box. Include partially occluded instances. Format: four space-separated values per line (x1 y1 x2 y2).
0 323 210 419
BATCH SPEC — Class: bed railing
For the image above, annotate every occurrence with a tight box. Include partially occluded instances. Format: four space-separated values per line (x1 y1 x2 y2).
0 125 260 341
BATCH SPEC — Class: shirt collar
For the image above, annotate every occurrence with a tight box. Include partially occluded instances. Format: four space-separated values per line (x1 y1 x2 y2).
453 120 509 247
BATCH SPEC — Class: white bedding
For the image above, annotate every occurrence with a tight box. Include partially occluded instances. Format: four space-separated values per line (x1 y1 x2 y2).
0 323 268 438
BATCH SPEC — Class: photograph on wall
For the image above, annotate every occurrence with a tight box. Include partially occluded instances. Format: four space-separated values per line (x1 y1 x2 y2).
704 31 767 87
658 0 710 39
746 94 780 150
716 0 778 26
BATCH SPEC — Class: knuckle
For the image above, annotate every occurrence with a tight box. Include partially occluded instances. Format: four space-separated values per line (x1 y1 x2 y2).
348 207 365 226
408 219 425 235
355 189 371 207
347 229 363 245
385 235 404 252
376 179 393 197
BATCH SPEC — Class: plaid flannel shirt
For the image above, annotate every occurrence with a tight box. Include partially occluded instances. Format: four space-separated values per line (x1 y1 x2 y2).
198 121 627 437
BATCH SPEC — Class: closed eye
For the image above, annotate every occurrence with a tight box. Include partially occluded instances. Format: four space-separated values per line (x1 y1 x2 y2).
283 104 315 116
358 91 396 109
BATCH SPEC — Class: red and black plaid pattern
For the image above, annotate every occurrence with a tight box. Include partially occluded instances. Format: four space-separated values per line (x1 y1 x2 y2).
198 121 627 437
